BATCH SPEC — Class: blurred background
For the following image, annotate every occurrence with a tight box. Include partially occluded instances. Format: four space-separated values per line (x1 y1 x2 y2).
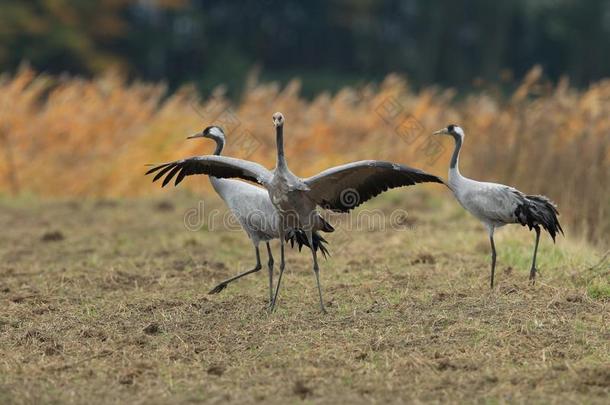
0 0 608 243
3 0 610 94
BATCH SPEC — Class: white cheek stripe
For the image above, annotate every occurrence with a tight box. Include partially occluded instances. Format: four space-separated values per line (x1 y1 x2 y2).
209 127 224 137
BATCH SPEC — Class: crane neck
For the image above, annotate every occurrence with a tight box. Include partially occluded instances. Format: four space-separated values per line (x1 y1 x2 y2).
275 125 288 169
211 136 225 156
208 136 225 188
448 134 463 182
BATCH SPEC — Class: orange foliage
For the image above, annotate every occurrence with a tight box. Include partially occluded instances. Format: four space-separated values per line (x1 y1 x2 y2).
0 67 608 242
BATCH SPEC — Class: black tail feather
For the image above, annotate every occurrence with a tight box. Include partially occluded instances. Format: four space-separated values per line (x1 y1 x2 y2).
516 195 564 241
285 229 331 259
319 217 335 233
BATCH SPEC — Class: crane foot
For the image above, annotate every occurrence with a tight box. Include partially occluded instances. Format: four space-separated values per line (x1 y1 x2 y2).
529 266 538 285
208 283 228 294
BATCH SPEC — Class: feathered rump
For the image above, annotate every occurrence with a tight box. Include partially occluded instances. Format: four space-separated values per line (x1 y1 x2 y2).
285 229 331 259
515 195 564 241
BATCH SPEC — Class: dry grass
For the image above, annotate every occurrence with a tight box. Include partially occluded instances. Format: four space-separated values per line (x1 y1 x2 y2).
0 66 609 243
0 191 607 403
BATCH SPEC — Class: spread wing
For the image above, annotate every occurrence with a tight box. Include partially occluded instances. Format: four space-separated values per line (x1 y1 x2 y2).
303 160 445 212
146 155 273 187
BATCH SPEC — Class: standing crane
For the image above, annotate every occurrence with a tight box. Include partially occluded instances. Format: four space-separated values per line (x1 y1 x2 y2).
433 124 563 288
147 112 444 313
186 125 331 305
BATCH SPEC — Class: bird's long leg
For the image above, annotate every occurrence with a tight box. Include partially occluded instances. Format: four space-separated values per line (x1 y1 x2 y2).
208 245 262 294
270 226 286 313
529 226 541 285
306 230 327 314
266 242 274 306
489 228 497 289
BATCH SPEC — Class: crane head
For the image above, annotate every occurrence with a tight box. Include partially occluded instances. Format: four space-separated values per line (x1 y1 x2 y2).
433 124 464 138
187 125 225 140
272 112 285 128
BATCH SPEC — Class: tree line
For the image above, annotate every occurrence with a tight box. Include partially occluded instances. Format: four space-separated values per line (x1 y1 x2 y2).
1 0 609 95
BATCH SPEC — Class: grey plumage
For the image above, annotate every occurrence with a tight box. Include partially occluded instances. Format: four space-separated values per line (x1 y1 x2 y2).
183 126 332 303
434 124 563 288
148 113 444 312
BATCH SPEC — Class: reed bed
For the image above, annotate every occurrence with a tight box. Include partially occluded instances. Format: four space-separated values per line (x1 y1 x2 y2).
0 66 608 243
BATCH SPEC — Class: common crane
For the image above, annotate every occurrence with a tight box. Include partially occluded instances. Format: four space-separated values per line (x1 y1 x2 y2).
434 124 563 288
187 126 331 305
147 112 444 313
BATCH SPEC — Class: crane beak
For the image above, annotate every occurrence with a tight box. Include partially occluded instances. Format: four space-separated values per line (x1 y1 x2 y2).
433 128 448 135
187 132 205 140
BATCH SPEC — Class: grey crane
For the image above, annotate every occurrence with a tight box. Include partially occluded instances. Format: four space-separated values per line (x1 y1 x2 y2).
147 112 444 313
434 124 563 288
186 125 331 305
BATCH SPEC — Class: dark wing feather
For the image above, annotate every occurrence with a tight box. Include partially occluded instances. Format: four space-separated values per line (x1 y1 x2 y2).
146 163 169 175
304 160 445 212
162 165 182 187
145 155 273 187
174 166 187 186
152 164 174 182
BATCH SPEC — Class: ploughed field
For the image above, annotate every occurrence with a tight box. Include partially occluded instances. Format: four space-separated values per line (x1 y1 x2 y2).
0 190 608 404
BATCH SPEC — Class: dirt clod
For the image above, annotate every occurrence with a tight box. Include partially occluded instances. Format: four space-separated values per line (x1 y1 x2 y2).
485 375 499 383
355 352 368 360
579 367 610 387
436 359 456 371
207 365 225 376
293 380 312 399
434 292 448 301
80 328 107 341
411 253 435 265
41 231 64 242
155 201 174 212
23 329 49 343
44 343 63 356
32 305 54 315
500 285 519 294
118 373 135 385
143 323 161 335
11 295 32 303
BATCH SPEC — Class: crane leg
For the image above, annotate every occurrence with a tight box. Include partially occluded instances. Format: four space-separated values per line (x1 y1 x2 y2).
208 245 262 294
529 226 541 285
270 229 286 313
306 230 327 314
489 231 497 289
266 242 274 306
